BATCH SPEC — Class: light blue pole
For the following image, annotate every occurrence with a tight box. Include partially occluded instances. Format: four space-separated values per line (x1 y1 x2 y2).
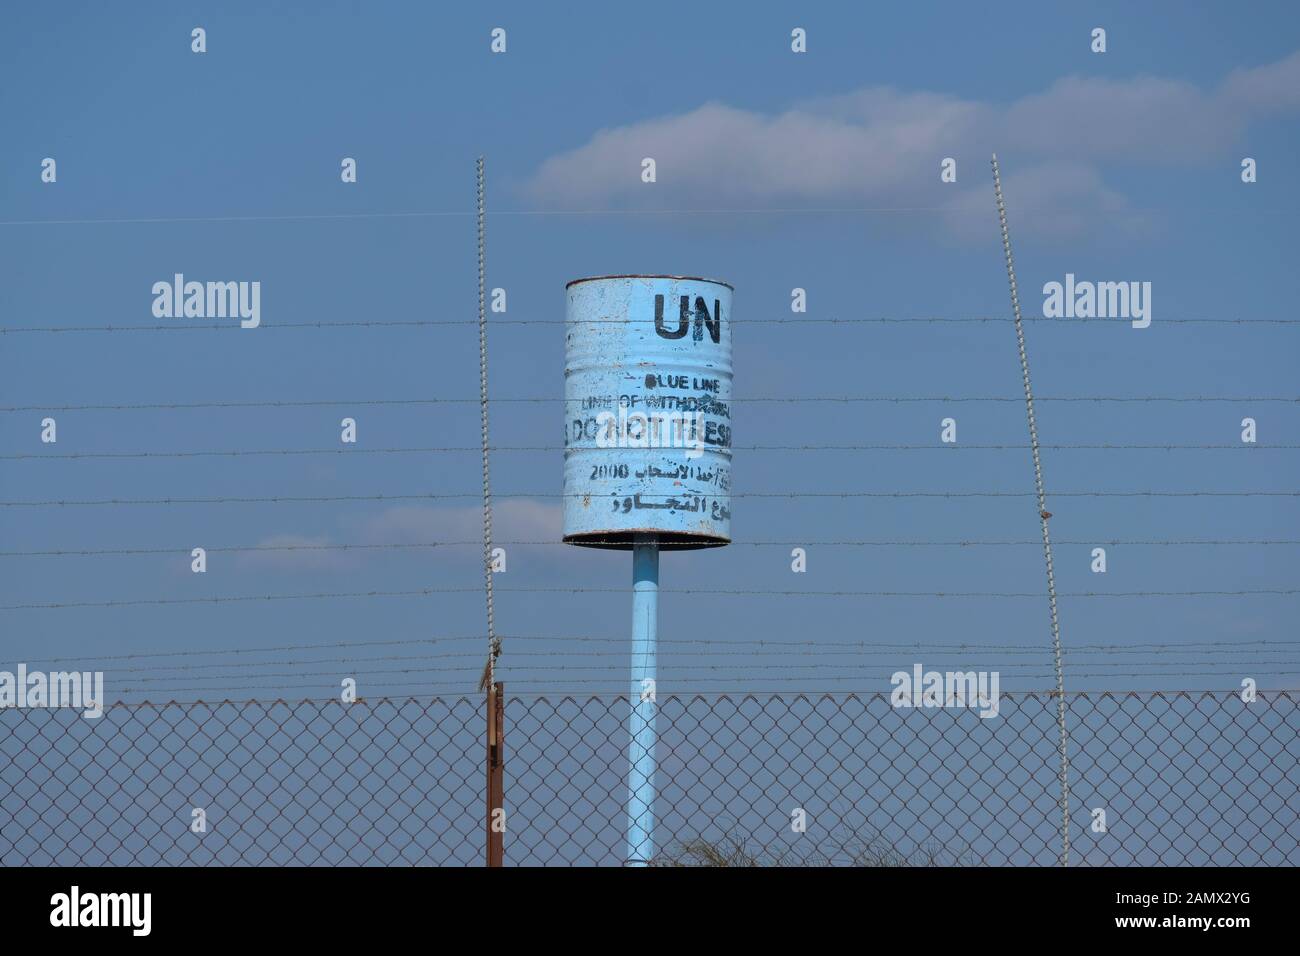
627 534 659 866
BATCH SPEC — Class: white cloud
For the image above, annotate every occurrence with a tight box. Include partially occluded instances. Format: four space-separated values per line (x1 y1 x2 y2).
357 499 562 545
1220 49 1300 114
523 51 1300 239
940 160 1152 242
237 500 566 572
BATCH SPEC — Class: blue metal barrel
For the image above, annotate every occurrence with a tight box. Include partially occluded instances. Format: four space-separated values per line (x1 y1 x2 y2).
563 275 733 549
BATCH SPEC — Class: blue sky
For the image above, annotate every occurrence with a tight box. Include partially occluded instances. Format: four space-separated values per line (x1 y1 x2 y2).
2 1 1298 701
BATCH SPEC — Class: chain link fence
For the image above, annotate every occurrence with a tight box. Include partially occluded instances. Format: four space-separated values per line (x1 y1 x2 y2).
1 691 1296 866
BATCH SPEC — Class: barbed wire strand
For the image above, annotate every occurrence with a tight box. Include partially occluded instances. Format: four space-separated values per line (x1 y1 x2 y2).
3 585 1294 611
2 537 1296 558
2 489 1295 507
20 639 1300 671
5 442 1297 461
994 153 1070 868
90 672 1300 700
20 651 1300 678
3 203 1297 228
96 670 1300 698
19 636 1296 666
0 207 1067 227
4 394 1295 412
72 658 1300 689
3 316 1298 333
79 687 1296 710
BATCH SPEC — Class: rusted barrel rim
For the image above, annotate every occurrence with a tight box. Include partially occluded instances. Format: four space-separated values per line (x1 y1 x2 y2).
565 273 734 291
563 530 731 551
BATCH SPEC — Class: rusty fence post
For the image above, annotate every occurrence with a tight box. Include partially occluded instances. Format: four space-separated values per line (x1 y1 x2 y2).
486 681 505 866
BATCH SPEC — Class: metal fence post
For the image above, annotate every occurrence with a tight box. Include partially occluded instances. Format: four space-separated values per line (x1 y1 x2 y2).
627 537 659 866
486 681 505 867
